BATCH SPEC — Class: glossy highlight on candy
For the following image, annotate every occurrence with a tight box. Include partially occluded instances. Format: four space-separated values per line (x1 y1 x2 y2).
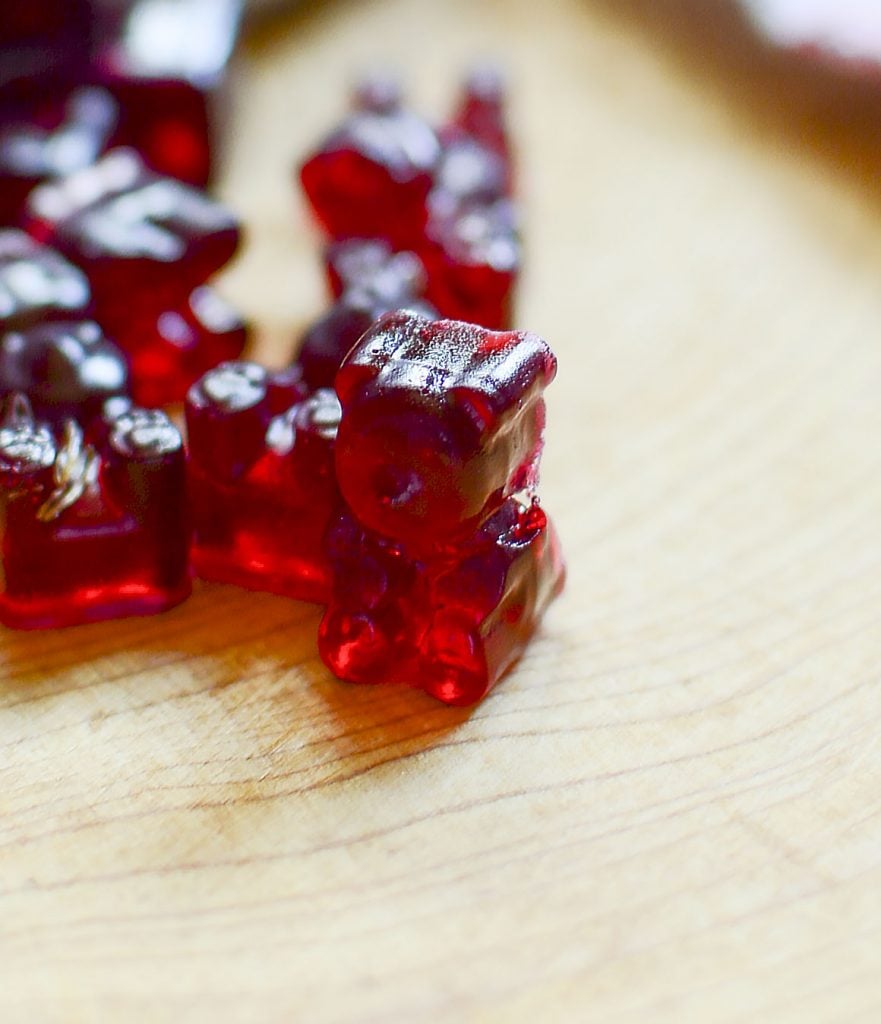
24 150 246 404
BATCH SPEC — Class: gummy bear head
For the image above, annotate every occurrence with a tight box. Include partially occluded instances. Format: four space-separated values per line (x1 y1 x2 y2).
334 310 556 551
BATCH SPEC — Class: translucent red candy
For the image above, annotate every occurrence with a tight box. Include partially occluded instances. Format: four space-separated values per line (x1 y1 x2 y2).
434 68 512 210
89 0 243 186
0 393 189 629
0 231 129 425
419 69 518 330
320 311 563 705
0 87 118 226
333 310 555 553
448 66 511 166
186 361 341 603
319 499 564 706
24 149 246 404
120 286 248 408
24 150 239 293
296 240 436 389
299 83 441 247
421 197 520 331
0 230 91 328
301 70 518 330
0 320 128 428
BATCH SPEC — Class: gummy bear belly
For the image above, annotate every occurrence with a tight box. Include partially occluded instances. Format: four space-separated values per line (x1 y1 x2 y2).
190 475 335 604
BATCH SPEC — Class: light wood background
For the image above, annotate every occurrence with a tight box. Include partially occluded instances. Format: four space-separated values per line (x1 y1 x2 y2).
3 0 881 1020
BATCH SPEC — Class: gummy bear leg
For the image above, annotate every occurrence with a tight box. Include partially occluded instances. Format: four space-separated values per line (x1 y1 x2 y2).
420 617 490 706
318 607 396 685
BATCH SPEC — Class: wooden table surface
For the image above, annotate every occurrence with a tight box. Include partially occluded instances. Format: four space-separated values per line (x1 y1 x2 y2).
3 1 881 1020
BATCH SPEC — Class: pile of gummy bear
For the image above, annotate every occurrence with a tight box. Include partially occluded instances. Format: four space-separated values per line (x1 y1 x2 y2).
0 0 564 706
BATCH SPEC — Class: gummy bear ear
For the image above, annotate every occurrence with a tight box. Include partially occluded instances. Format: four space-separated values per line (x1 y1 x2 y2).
194 361 268 414
0 391 36 431
0 393 57 487
334 357 380 406
109 408 182 462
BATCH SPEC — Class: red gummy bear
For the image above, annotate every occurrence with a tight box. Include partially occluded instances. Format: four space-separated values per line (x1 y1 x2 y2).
421 69 518 330
24 150 239 295
0 87 118 226
0 393 190 629
296 239 436 389
321 311 563 705
0 320 128 428
186 361 341 603
0 230 129 425
334 310 555 553
421 197 519 331
435 68 512 208
0 230 91 328
299 80 441 247
121 285 248 408
303 71 518 330
24 149 246 404
89 0 243 186
319 497 564 706
448 66 511 168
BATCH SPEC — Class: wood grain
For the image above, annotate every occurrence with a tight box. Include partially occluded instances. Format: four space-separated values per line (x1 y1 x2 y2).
3 0 881 1020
